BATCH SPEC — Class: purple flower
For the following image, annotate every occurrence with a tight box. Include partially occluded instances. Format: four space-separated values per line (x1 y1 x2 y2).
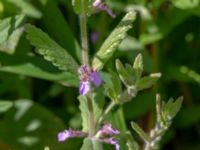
90 71 102 86
58 129 87 142
94 123 120 150
93 0 116 18
79 81 90 95
99 123 120 135
104 138 120 150
79 65 102 95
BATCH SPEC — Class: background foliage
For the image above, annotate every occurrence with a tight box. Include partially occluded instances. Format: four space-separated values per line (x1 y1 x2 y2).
0 0 200 149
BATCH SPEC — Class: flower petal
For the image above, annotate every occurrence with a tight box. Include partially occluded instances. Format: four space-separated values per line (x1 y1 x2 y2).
79 81 90 95
58 130 71 142
93 0 116 18
104 138 120 150
90 71 102 86
100 123 120 135
58 129 87 142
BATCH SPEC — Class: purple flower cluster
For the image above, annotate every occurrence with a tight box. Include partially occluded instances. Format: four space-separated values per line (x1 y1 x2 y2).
58 129 87 142
58 123 120 150
104 138 120 150
98 123 120 135
79 65 102 95
93 0 116 18
96 123 120 150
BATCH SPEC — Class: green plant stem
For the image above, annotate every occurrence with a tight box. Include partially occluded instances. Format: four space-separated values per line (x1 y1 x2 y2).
80 0 89 66
98 101 115 124
80 0 94 137
87 95 95 136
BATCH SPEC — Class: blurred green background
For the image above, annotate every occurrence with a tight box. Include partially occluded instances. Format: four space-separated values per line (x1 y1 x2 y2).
0 0 200 149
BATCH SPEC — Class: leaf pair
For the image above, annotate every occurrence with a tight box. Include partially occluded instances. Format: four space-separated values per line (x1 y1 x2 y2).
25 10 137 79
108 54 161 104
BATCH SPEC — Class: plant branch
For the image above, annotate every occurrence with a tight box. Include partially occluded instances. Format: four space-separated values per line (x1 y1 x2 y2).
80 0 94 137
80 0 89 66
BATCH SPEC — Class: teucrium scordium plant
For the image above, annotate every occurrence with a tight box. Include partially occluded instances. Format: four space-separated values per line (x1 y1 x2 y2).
25 0 183 150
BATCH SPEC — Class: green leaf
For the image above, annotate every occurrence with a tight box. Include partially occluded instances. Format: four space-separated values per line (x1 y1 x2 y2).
0 100 13 113
92 87 105 128
80 138 102 150
72 0 92 15
126 131 139 150
81 138 93 150
6 0 42 18
109 106 128 150
0 27 24 54
162 97 183 121
78 96 89 132
0 15 24 44
116 59 136 86
0 52 79 87
92 11 136 70
38 0 81 62
116 54 145 87
78 88 105 132
133 54 143 81
0 99 75 149
106 71 122 103
137 73 161 91
25 24 79 74
131 121 150 142
118 87 137 104
119 36 143 51
171 0 199 9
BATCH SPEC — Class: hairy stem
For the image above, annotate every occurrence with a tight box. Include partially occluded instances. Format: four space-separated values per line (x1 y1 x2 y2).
80 0 94 137
87 95 95 136
80 0 89 66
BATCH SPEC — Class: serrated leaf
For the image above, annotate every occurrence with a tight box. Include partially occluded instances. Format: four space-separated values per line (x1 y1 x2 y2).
0 52 79 87
72 0 92 15
137 73 161 91
0 15 24 44
78 96 89 132
78 88 105 132
92 11 136 70
0 100 13 113
38 0 81 62
6 0 42 18
25 24 79 74
93 87 105 128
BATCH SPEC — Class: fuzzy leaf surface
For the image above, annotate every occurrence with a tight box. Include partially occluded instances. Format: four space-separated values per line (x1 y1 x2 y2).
25 24 79 74
92 11 136 70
